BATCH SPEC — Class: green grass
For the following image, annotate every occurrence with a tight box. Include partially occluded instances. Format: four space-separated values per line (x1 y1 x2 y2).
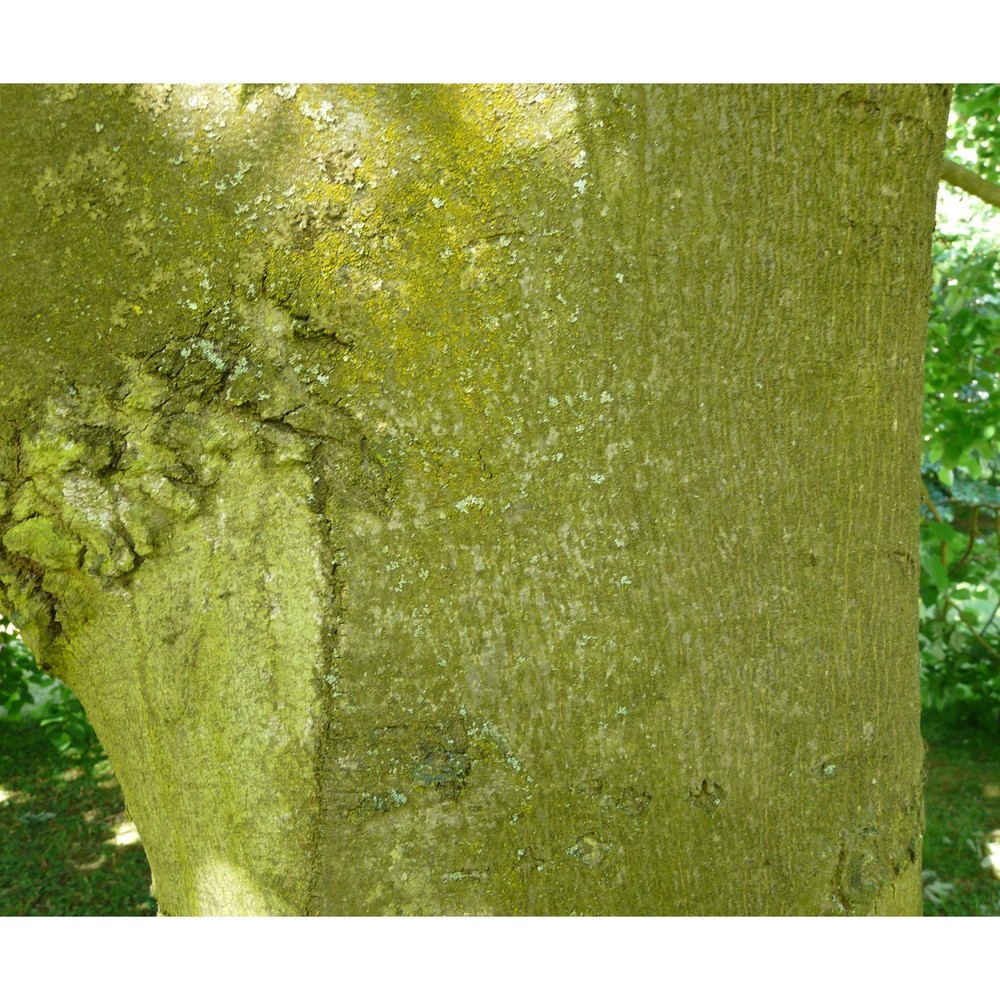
922 715 1000 916
0 720 155 916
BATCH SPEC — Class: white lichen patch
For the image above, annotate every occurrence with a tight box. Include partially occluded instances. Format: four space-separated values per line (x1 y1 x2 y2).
195 339 229 371
454 495 485 514
299 100 337 128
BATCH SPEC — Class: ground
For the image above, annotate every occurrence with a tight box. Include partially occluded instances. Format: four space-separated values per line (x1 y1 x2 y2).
0 722 154 916
921 717 1000 916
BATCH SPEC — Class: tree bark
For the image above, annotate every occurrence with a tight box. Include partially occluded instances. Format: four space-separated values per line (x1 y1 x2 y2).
0 84 950 914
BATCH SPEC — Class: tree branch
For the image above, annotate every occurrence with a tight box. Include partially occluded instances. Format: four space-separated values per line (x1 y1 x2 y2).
920 477 944 522
941 157 1000 209
948 504 978 577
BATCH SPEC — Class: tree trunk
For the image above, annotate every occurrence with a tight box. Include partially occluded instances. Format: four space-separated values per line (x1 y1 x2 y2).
0 84 950 915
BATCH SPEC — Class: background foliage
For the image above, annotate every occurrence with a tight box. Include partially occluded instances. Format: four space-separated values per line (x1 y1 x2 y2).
950 85 1000 183
1 615 95 752
920 86 1000 729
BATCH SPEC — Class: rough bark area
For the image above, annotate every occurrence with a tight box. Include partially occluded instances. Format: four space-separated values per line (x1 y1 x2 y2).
0 84 949 914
